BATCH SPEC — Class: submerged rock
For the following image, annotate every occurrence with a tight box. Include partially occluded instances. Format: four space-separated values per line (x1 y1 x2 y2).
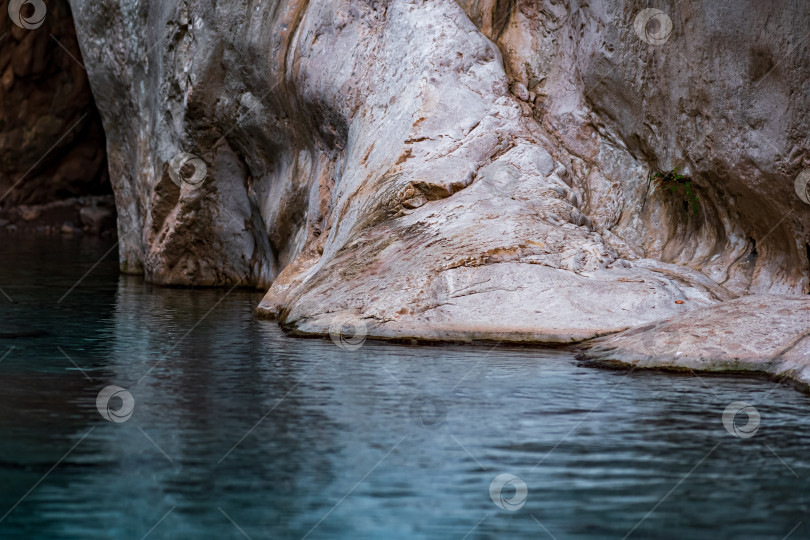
0 324 48 338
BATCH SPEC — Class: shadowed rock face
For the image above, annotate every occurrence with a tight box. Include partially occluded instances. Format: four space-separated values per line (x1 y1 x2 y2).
0 0 108 207
66 0 809 369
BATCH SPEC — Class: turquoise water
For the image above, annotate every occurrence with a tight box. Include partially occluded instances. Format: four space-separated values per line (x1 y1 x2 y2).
0 236 808 539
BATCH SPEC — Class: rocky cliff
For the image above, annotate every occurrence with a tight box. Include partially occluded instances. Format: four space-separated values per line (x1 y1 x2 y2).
62 1 810 382
461 0 810 295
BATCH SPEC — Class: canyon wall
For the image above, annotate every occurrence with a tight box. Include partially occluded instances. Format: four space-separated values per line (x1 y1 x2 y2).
461 0 810 296
63 0 810 346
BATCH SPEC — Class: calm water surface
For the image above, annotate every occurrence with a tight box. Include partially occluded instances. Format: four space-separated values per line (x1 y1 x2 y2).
0 236 808 539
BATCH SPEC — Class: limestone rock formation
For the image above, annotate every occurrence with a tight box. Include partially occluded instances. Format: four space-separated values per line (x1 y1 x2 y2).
65 0 810 377
460 0 810 296
582 295 810 389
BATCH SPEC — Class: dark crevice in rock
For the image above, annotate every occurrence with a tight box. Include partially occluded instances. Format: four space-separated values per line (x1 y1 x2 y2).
493 0 514 38
806 242 810 290
0 0 111 236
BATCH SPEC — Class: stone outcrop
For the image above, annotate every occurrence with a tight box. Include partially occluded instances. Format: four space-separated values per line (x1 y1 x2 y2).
64 0 810 380
0 0 108 209
582 295 810 389
0 194 115 235
460 0 810 296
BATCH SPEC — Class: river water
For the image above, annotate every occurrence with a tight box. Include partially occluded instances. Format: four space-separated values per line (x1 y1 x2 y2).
0 236 808 539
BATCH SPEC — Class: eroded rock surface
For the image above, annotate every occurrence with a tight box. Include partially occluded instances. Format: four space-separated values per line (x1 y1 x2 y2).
0 194 115 236
66 0 810 358
460 0 810 296
582 295 810 389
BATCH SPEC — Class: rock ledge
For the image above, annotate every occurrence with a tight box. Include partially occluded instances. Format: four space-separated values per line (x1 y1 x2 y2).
580 295 810 390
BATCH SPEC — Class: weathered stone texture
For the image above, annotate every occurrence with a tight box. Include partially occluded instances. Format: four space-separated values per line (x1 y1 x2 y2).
65 0 810 381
